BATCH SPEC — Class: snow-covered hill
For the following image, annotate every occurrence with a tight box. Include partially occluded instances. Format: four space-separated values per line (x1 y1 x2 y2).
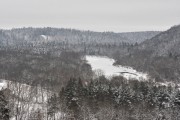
0 79 62 120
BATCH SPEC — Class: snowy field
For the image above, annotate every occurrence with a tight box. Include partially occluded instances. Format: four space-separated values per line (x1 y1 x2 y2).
86 55 148 80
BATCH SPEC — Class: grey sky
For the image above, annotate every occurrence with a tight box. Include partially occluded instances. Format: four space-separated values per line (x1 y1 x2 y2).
0 0 179 32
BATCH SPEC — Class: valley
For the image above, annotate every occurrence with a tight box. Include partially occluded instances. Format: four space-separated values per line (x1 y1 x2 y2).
0 25 180 120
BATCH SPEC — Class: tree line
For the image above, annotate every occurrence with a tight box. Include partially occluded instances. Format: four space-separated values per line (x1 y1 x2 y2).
47 76 180 120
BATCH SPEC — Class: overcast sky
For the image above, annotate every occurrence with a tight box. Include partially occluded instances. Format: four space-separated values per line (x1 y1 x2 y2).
0 0 179 32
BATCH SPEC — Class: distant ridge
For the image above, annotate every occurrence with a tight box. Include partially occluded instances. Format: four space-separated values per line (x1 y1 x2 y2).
0 27 160 46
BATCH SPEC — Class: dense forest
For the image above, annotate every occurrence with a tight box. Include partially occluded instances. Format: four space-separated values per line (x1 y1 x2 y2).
0 28 159 57
0 26 179 120
114 25 180 83
49 76 180 120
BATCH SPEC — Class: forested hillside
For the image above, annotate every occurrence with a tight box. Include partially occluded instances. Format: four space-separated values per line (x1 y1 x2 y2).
48 76 180 120
0 28 160 45
0 49 92 90
115 25 180 82
0 28 159 56
0 27 178 120
0 28 159 87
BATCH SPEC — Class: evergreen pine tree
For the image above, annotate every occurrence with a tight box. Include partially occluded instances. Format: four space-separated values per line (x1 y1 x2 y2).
0 90 9 120
48 94 59 119
64 78 84 119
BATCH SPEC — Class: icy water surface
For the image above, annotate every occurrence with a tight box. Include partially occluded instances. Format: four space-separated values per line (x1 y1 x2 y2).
86 55 148 80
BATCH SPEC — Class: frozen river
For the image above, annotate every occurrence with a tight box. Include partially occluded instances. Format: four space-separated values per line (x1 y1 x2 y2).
86 55 148 80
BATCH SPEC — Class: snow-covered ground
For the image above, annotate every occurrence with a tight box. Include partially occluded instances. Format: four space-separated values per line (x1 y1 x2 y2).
86 55 180 90
0 79 61 120
40 35 52 43
0 79 7 90
41 35 49 40
86 55 148 80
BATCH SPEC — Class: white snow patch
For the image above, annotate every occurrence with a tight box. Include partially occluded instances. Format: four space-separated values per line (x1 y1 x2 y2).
41 35 48 40
86 55 148 80
40 35 53 43
0 79 7 90
156 82 176 87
